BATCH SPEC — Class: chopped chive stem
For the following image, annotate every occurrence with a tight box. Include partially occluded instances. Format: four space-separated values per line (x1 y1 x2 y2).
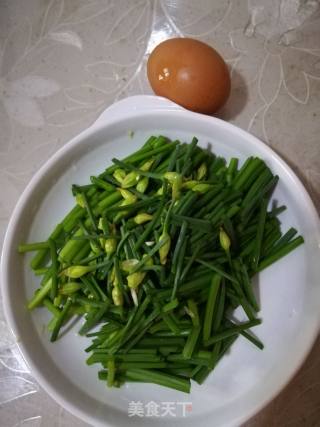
162 298 179 313
18 241 50 253
125 368 191 393
49 239 58 300
240 330 264 350
50 298 73 342
251 197 268 270
27 279 52 310
194 259 238 283
79 305 109 335
204 319 262 347
81 190 98 231
106 358 115 387
30 223 64 269
182 326 201 359
203 274 221 342
238 260 259 311
257 236 304 271
266 227 297 255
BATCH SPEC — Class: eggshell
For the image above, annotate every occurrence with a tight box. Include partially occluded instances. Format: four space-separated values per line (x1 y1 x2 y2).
147 38 231 114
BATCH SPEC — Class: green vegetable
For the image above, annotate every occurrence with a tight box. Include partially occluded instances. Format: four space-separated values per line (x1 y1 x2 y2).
19 135 303 394
203 275 221 342
125 368 191 393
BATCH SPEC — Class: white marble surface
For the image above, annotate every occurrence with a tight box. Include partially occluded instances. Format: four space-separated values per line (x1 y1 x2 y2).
0 1 319 426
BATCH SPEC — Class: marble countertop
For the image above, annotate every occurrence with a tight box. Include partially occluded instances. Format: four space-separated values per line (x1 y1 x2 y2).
0 1 319 426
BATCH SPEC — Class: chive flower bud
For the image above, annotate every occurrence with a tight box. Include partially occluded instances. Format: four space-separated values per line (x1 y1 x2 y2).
112 287 123 306
156 186 164 195
219 227 231 252
140 159 154 171
98 217 108 233
113 271 119 288
59 282 82 295
127 271 146 289
182 180 199 190
105 238 117 256
115 190 137 221
172 180 182 200
164 172 182 200
122 171 140 188
134 213 153 224
62 265 92 278
121 259 139 273
164 172 180 183
197 162 207 180
54 295 62 307
159 232 171 265
118 188 137 203
136 176 149 193
75 193 85 208
113 168 126 184
192 183 212 193
110 266 115 283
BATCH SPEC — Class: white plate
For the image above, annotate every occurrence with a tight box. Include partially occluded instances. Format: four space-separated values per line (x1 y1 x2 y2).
1 95 320 427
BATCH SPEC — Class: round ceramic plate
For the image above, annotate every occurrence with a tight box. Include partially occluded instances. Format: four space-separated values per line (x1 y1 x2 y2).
2 95 320 427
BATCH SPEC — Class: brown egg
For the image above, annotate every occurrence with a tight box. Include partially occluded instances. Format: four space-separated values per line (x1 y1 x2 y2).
147 38 231 114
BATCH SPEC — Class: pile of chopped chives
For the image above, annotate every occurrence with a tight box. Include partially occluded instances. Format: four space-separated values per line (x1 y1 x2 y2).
19 135 304 393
